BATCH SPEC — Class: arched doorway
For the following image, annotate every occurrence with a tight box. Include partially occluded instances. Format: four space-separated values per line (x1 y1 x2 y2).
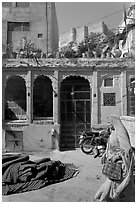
60 76 91 150
5 75 26 120
33 75 53 120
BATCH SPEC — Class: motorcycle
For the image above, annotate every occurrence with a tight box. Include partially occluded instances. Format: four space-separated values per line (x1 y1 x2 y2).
79 128 110 156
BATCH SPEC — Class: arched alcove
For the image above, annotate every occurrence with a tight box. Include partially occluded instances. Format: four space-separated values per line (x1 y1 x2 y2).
33 75 53 119
5 75 26 120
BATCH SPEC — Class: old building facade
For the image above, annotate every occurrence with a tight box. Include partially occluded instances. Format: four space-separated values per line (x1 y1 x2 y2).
2 3 135 152
2 2 59 56
2 58 135 151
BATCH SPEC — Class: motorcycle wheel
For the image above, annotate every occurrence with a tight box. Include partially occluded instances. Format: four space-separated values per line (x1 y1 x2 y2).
81 138 94 154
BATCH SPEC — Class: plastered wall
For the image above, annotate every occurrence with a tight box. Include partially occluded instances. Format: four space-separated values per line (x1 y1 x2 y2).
2 2 59 55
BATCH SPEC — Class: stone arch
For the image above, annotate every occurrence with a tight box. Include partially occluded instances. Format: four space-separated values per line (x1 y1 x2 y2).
33 75 53 118
60 74 91 88
5 75 26 120
60 75 90 95
32 74 54 87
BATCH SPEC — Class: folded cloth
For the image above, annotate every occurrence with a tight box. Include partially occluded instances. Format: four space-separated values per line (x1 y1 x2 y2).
2 155 29 174
18 169 34 182
19 163 36 171
2 155 79 195
2 154 21 163
36 161 51 172
2 163 20 183
34 157 51 164
32 160 61 180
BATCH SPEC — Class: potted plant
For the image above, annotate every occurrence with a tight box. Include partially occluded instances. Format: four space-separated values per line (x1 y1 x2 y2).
16 37 42 59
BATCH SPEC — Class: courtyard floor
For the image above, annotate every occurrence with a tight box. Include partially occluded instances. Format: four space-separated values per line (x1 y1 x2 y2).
2 149 106 202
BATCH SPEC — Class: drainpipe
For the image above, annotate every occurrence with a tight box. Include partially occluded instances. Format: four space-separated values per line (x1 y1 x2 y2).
46 2 48 56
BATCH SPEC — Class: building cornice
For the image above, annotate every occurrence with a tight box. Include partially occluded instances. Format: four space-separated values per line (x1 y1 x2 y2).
2 58 135 70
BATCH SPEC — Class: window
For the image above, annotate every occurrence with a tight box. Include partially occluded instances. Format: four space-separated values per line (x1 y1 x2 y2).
16 2 29 7
129 77 135 116
8 22 30 31
103 93 116 106
104 78 113 87
38 34 43 38
2 2 12 7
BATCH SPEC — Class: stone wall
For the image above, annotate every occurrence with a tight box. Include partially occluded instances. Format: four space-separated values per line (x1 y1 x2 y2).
76 26 88 43
59 21 107 48
59 28 76 48
88 21 104 35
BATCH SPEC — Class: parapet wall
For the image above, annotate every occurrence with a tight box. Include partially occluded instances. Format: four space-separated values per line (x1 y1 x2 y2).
88 22 104 35
76 26 88 43
59 21 107 48
59 28 76 48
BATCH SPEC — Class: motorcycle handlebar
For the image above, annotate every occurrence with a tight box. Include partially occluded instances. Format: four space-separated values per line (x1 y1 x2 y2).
78 129 110 138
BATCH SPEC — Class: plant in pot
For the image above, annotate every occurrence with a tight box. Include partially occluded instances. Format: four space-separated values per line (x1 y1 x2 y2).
16 37 42 59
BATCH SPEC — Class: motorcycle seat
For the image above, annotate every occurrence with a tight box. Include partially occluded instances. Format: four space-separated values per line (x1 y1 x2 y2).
91 127 105 132
85 131 99 136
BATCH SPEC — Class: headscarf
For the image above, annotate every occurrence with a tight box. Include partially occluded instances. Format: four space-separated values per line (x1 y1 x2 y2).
109 115 131 153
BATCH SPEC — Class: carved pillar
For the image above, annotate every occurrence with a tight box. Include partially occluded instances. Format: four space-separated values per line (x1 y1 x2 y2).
2 74 7 151
53 71 59 123
91 71 98 125
26 71 32 123
121 71 127 115
2 74 6 121
87 76 93 129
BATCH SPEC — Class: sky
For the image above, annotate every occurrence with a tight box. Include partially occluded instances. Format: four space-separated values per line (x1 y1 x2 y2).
55 2 132 35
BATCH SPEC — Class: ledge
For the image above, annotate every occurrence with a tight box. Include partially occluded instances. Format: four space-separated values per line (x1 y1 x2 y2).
2 58 135 69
